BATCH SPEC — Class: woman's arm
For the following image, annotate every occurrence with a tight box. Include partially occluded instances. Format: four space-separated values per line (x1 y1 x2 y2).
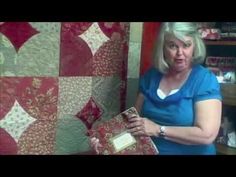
129 97 222 145
164 99 222 145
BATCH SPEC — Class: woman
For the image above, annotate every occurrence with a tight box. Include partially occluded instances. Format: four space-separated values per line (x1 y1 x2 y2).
92 22 222 155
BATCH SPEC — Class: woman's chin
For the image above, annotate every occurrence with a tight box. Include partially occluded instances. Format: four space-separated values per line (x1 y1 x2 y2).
173 65 189 72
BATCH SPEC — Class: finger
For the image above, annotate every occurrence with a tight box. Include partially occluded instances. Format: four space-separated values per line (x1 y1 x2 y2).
95 148 100 154
94 140 100 154
95 139 102 147
128 118 143 127
90 138 99 147
128 126 145 135
128 122 142 129
95 139 100 145
128 117 142 122
127 126 143 133
132 131 145 136
129 113 138 118
91 137 96 141
91 137 99 142
126 114 139 120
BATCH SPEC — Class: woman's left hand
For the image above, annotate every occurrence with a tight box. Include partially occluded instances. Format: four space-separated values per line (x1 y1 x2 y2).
127 114 159 137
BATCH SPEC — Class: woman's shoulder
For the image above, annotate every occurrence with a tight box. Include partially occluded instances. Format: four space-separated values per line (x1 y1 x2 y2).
193 64 209 73
191 64 219 89
183 64 220 98
191 65 221 101
192 64 216 79
139 67 161 94
139 67 162 90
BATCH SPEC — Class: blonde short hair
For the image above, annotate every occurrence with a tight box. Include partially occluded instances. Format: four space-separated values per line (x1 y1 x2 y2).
153 22 206 73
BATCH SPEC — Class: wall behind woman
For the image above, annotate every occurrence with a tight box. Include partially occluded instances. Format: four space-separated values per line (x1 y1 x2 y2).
126 22 161 109
126 22 143 109
140 22 161 75
0 22 130 154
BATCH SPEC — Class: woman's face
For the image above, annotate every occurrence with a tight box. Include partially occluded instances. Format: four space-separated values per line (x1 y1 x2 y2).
164 34 194 72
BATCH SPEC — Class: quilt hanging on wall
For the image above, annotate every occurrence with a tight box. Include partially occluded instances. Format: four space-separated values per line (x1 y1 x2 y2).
0 22 130 154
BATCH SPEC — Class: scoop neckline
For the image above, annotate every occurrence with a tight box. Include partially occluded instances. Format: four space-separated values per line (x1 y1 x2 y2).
154 66 197 101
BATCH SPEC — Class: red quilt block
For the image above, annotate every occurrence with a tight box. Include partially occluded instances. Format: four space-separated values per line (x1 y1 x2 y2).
0 22 39 52
76 97 103 129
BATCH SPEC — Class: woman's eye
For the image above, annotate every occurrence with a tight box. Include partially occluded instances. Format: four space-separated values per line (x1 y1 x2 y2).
169 44 177 49
184 43 191 48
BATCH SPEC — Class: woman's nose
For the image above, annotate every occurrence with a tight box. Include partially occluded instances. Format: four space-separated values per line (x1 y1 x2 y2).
177 47 183 56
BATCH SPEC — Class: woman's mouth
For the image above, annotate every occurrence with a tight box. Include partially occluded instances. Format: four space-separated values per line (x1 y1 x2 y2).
175 59 184 63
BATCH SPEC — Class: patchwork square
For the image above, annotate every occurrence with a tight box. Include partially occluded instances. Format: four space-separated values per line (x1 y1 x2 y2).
76 97 103 129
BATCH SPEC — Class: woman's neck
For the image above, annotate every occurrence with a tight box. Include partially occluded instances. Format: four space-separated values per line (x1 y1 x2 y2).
166 67 192 81
159 67 192 95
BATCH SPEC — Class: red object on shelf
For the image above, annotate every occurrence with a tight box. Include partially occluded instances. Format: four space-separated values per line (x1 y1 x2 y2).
198 28 221 40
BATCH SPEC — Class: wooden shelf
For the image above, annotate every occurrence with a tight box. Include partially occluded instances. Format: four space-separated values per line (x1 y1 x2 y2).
221 83 236 106
216 143 236 155
205 40 236 46
223 97 236 106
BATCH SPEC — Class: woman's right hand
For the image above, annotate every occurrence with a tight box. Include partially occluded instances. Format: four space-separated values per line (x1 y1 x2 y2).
90 137 102 154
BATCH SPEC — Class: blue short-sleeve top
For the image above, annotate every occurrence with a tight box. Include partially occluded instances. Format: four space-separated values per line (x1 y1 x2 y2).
139 64 222 155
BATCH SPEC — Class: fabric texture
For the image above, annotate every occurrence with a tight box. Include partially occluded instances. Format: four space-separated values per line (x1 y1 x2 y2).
0 22 130 154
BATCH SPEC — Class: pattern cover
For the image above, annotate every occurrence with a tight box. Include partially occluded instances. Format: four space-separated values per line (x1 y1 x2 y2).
88 107 159 155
